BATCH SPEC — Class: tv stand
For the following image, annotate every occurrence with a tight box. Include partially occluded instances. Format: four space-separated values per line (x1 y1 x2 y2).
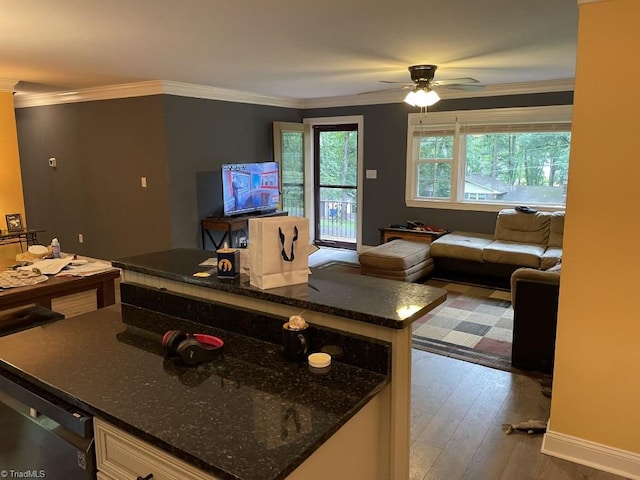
201 211 288 250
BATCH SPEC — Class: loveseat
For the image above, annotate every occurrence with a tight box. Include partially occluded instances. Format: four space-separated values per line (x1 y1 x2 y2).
430 208 564 287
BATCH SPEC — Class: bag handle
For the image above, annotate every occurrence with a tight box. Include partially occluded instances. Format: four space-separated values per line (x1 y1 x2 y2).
279 226 299 262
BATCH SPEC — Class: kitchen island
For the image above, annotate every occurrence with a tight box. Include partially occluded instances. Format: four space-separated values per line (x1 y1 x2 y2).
113 248 447 479
0 306 389 480
0 248 446 480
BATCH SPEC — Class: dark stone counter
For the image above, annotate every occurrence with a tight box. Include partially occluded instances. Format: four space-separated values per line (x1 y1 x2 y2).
113 248 447 329
0 307 388 480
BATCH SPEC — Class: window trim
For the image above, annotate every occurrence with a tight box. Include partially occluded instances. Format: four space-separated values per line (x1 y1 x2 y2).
405 105 573 212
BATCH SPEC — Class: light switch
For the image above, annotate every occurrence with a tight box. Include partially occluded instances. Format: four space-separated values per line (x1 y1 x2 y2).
141 177 147 188
366 169 377 179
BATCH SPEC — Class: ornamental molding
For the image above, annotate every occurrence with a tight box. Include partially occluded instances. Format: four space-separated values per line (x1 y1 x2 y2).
0 79 18 93
13 78 575 109
14 80 303 109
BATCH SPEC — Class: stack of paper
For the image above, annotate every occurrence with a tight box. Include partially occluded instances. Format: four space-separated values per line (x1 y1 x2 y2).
56 261 117 277
19 258 73 275
17 258 117 277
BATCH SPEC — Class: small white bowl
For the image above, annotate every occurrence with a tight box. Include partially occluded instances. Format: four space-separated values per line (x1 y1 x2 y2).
308 352 332 369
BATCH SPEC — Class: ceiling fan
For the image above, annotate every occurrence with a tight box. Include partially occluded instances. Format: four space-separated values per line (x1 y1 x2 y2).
366 65 484 107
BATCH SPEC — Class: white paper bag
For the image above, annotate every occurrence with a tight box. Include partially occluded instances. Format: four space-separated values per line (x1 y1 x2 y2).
249 216 309 289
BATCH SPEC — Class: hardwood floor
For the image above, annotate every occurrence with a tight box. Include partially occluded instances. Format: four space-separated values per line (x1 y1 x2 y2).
47 265 628 480
410 349 628 480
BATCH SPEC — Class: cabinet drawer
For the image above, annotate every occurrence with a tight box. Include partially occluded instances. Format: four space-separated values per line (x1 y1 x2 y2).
95 418 221 480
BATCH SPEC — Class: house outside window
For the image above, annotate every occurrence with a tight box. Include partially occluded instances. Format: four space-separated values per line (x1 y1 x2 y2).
406 105 572 211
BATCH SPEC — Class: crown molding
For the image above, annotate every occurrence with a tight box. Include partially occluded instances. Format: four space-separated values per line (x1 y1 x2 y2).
0 78 18 93
13 80 304 109
13 81 166 108
162 81 303 108
13 77 574 110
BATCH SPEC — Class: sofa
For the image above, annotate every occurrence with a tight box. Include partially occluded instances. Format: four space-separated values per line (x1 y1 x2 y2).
510 266 561 374
430 208 564 287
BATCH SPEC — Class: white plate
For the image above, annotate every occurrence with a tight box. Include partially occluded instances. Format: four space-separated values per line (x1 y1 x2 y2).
28 245 49 255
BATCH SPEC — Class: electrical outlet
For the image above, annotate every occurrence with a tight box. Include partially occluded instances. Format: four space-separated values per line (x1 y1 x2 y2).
48 157 57 168
78 233 84 243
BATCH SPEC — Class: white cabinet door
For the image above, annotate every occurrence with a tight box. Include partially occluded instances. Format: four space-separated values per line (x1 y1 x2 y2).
95 418 222 480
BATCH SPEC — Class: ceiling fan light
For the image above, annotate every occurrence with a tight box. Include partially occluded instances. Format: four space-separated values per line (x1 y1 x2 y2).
424 89 440 106
404 90 418 106
404 88 440 108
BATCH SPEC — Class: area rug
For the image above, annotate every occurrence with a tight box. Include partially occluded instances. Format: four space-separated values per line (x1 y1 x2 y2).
413 280 513 371
313 261 514 371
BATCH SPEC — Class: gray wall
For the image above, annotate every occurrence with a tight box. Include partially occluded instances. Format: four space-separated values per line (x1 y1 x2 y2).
15 95 302 259
15 91 571 259
16 95 172 261
162 95 302 250
305 92 574 245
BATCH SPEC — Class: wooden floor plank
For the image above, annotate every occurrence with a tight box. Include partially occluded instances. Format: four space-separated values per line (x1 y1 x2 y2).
422 368 512 479
411 384 437 443
462 370 550 480
499 435 549 480
411 348 475 442
415 363 496 449
409 440 441 480
462 427 518 480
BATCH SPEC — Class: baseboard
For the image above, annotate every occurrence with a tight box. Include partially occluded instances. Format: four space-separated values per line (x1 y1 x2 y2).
542 430 640 479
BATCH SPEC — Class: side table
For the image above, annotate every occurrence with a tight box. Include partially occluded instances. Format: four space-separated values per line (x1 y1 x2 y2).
201 211 288 250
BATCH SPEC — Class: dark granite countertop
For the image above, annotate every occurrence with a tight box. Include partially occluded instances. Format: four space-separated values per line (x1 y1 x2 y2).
0 307 387 480
113 248 447 329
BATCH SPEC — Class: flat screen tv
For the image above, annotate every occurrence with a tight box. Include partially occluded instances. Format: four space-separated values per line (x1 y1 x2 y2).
221 162 280 217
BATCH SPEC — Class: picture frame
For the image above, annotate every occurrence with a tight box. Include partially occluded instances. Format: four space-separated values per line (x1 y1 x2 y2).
5 213 23 232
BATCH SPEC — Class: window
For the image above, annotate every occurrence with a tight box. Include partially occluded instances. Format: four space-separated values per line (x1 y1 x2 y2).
406 106 572 211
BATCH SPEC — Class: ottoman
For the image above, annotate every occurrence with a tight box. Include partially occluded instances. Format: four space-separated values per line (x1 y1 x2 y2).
358 239 433 282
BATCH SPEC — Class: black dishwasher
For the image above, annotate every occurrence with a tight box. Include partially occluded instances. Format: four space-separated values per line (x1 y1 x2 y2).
0 370 95 480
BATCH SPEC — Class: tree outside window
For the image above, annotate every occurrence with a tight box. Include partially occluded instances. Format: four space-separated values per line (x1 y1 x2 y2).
406 106 572 209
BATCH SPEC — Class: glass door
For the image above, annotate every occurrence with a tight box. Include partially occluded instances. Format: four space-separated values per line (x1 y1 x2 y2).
313 124 358 249
273 122 305 217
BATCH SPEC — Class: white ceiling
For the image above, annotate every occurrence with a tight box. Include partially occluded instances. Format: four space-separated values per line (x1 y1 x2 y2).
2 0 579 102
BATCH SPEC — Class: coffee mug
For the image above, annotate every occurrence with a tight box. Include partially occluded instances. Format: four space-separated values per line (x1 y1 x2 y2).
282 324 310 362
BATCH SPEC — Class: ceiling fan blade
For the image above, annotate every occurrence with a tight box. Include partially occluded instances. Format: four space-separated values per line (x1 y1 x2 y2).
358 85 412 95
379 80 414 85
433 77 480 86
436 83 486 91
364 66 484 97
